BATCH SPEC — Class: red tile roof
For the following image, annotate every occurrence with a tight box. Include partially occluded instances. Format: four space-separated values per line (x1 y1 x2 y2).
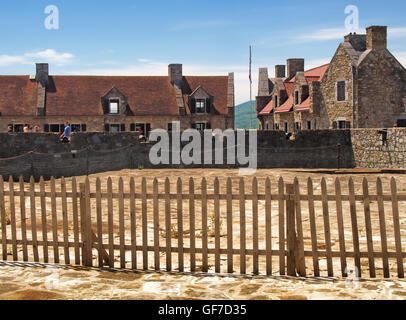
295 97 311 112
275 95 294 113
0 75 230 117
275 64 329 114
259 99 274 115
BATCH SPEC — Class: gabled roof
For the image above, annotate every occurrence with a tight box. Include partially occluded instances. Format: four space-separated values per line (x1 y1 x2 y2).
259 99 274 115
0 74 230 117
295 97 311 112
275 95 294 113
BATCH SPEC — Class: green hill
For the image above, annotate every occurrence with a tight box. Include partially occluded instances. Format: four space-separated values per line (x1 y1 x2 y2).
234 101 259 129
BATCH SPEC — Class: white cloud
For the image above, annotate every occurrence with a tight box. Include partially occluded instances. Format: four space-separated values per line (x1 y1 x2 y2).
297 26 406 42
0 49 74 67
393 52 406 68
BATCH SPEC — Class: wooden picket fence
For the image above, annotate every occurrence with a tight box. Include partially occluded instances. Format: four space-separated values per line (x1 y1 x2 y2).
0 175 405 279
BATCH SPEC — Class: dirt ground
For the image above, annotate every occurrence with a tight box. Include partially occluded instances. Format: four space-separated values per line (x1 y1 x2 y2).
1 168 406 300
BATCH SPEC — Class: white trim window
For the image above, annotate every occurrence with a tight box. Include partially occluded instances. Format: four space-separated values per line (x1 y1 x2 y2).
196 99 206 113
109 100 119 114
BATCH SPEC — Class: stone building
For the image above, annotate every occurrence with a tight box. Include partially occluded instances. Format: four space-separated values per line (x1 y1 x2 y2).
257 26 406 132
0 64 235 134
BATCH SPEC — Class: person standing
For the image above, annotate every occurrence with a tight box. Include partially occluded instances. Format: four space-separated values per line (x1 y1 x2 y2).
60 122 71 143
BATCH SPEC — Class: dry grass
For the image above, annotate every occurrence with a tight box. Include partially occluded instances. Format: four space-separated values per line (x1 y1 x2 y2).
0 207 11 228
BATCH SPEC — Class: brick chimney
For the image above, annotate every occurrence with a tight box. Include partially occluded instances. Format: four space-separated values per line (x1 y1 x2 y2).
275 65 286 78
287 59 304 79
258 68 270 96
168 64 183 85
35 63 49 86
35 63 49 116
366 26 387 50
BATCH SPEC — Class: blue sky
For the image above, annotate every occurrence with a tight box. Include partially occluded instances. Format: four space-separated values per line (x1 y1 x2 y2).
1 0 406 104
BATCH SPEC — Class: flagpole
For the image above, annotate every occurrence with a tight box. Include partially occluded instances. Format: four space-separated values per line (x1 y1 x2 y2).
249 45 253 130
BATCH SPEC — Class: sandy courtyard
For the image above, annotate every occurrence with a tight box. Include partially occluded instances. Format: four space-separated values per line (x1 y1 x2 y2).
1 168 406 300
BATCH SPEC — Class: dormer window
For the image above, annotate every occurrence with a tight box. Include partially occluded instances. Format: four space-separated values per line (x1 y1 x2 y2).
196 99 206 113
109 99 119 114
295 91 300 105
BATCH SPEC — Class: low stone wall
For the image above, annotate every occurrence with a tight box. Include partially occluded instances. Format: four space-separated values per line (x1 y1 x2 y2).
351 128 406 168
0 130 356 180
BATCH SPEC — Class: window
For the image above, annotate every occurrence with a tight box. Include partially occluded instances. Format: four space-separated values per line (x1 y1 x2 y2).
50 124 61 133
13 124 24 132
274 123 279 130
130 123 136 132
274 96 278 108
337 81 346 102
295 91 300 105
81 124 87 132
307 120 312 130
109 100 119 114
109 124 120 133
71 124 81 133
168 123 173 132
295 122 301 131
284 122 289 133
333 120 351 129
313 120 317 130
194 123 206 131
196 100 206 113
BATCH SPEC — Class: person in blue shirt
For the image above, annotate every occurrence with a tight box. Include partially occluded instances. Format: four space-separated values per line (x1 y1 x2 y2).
60 122 71 143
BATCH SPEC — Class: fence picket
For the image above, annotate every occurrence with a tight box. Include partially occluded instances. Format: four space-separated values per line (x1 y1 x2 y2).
376 178 390 278
165 178 171 271
177 178 184 272
265 178 272 275
119 178 126 269
307 178 319 277
153 178 160 271
19 176 28 262
286 184 296 277
130 177 137 270
96 178 103 267
214 178 220 274
0 177 6 261
321 178 333 277
61 177 70 265
107 177 114 268
189 178 196 273
202 178 208 273
9 177 17 261
226 178 233 274
390 178 404 278
239 178 246 275
278 177 285 276
252 177 259 275
294 178 306 277
40 177 48 263
335 178 347 277
349 177 361 275
362 178 376 278
71 177 80 265
29 177 39 262
142 178 148 270
50 177 59 263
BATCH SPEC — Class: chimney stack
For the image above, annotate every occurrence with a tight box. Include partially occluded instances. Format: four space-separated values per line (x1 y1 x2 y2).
366 26 387 50
275 65 286 78
168 64 183 85
287 59 304 79
258 68 270 96
35 63 49 86
344 33 367 51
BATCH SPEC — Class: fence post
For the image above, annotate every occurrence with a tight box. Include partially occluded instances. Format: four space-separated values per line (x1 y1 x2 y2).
286 184 297 276
79 182 92 267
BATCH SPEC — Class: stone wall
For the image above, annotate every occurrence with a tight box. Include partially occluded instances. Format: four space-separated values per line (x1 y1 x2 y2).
351 128 406 168
1 129 405 181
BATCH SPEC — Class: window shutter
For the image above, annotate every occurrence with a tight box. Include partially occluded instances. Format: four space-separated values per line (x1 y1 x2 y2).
333 121 338 129
104 124 110 132
120 124 126 132
206 122 211 129
44 124 49 132
130 123 136 132
346 121 351 129
206 98 211 114
189 97 196 114
191 123 196 129
81 124 87 132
